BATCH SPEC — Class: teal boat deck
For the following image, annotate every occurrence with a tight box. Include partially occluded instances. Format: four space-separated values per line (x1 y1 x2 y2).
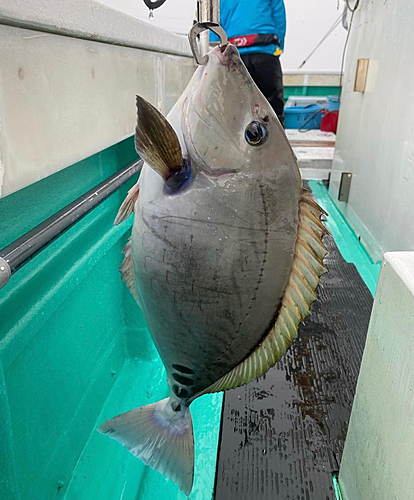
308 180 380 296
0 138 222 500
0 140 379 500
64 357 222 500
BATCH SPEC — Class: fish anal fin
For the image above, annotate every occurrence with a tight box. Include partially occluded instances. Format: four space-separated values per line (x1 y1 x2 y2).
197 190 328 397
114 182 140 226
120 238 140 305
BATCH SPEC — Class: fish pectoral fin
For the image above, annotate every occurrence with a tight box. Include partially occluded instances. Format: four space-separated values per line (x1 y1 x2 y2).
120 238 141 305
98 398 194 496
114 181 140 225
197 190 328 396
135 96 183 180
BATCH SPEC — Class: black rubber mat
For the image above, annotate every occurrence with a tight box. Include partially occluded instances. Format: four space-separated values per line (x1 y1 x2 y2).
214 205 373 499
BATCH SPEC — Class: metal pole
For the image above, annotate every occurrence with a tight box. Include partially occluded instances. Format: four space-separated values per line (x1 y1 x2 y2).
198 0 220 57
199 31 210 60
0 159 143 289
198 0 220 25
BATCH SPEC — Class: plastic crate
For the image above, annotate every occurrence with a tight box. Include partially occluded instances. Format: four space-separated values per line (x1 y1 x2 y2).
284 104 324 130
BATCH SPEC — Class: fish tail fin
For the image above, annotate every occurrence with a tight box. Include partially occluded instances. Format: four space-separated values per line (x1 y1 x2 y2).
97 398 194 495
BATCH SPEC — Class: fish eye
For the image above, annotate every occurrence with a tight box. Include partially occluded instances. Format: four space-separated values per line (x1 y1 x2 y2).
245 121 268 146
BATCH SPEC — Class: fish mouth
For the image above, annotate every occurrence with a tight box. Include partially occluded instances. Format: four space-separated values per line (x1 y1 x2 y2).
212 43 239 67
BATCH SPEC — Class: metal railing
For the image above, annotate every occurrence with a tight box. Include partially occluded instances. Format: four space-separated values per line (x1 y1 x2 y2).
0 159 143 290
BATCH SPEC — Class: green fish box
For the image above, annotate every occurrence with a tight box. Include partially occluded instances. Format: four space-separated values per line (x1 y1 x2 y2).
0 137 222 500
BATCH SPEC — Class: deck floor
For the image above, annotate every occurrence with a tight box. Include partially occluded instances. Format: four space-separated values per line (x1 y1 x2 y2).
214 208 373 499
286 129 336 181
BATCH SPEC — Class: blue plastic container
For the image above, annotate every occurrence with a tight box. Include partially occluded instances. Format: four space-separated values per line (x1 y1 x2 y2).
284 104 324 130
327 95 340 111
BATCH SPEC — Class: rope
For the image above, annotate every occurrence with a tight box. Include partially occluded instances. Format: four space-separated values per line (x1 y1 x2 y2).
298 109 324 133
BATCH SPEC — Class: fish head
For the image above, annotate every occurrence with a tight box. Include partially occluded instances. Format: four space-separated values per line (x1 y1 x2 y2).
133 44 300 193
182 44 300 182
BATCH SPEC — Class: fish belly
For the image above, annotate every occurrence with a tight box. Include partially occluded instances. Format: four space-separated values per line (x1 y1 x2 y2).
131 166 300 398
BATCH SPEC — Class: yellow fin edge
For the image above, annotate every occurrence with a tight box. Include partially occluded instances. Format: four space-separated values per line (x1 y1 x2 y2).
114 181 140 226
120 238 141 306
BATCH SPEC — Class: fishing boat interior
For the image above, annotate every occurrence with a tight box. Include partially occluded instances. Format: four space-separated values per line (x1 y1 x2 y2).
0 1 413 499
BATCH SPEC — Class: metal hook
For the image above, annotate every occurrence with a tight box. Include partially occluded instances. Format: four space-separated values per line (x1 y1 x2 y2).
188 22 228 65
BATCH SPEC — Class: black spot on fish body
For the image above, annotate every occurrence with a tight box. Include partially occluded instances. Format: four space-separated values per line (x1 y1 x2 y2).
172 384 189 399
172 364 195 375
171 401 181 412
172 373 194 386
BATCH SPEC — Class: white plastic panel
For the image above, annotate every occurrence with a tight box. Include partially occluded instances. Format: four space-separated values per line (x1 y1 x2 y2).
329 0 414 262
339 252 414 500
0 0 191 57
0 25 194 198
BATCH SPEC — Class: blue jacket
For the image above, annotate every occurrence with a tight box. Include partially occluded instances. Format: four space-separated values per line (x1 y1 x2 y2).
210 0 286 56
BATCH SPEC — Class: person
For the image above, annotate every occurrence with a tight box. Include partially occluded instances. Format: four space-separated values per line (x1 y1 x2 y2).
211 0 286 127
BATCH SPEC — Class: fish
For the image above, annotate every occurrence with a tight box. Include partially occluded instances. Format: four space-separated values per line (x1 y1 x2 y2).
98 43 328 495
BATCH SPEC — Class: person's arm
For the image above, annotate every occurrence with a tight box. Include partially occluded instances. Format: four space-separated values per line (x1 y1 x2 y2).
269 0 287 50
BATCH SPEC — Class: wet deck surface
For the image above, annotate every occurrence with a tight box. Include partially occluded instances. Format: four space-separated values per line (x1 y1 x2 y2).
214 209 373 499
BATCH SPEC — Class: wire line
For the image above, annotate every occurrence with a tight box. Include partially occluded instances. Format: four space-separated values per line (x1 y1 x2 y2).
345 0 360 13
339 0 360 94
298 13 344 69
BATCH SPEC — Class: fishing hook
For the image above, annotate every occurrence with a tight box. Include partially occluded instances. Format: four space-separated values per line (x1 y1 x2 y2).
188 22 228 65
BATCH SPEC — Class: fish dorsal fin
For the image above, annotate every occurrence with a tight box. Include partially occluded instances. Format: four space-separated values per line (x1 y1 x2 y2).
135 96 183 179
196 190 329 397
114 181 140 226
120 238 141 306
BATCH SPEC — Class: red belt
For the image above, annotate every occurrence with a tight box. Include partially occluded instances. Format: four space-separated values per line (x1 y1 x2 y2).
228 33 281 48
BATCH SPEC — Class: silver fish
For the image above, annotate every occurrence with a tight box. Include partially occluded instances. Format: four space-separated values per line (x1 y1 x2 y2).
98 44 328 494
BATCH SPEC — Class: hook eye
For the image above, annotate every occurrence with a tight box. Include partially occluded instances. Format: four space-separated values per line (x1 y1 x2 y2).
188 23 228 65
